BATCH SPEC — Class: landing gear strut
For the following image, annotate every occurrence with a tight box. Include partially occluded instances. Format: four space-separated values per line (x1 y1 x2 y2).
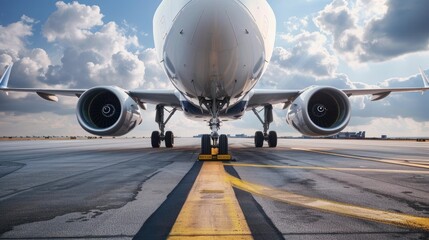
198 98 231 160
252 104 278 148
151 104 177 148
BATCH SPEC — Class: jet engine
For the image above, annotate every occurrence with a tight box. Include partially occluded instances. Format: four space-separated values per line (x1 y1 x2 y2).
76 86 142 136
286 86 351 136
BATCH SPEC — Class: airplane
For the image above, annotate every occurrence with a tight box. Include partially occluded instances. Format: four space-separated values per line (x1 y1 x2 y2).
1 0 429 156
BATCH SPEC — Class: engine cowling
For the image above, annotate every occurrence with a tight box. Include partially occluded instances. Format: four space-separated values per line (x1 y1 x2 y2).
286 86 351 136
76 86 142 136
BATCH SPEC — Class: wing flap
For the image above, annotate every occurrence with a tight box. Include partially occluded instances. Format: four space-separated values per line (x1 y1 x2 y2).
37 92 59 102
370 91 391 101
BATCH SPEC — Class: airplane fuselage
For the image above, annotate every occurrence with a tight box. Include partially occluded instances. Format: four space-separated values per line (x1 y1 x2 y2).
153 0 276 120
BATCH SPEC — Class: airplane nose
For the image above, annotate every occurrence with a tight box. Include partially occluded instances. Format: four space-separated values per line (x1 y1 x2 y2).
162 0 267 102
187 0 241 51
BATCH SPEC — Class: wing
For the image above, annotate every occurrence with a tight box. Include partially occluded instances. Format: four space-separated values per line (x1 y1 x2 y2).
247 69 429 108
128 89 182 108
246 89 301 109
0 63 181 108
342 68 429 101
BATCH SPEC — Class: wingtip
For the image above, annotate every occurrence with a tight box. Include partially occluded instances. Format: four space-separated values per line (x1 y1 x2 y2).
419 67 429 88
0 63 14 89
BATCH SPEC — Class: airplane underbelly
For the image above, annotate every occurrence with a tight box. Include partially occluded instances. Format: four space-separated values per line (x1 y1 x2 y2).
181 100 248 121
162 0 266 107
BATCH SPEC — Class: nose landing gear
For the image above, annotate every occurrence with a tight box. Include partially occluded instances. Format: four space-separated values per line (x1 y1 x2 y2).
198 99 232 161
198 133 231 161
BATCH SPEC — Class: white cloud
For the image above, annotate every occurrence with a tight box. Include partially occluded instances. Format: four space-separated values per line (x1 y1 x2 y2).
0 16 33 60
39 1 146 90
360 0 429 61
138 48 173 90
0 2 153 123
284 16 309 34
314 0 429 63
43 1 104 42
12 48 51 88
353 0 388 25
276 31 338 77
0 17 53 91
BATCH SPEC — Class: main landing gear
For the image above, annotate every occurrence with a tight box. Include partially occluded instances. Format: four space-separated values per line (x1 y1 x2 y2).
252 104 278 148
151 104 177 148
198 98 231 161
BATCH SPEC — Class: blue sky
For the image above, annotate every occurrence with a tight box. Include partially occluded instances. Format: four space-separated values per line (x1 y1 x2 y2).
1 0 429 137
0 1 331 48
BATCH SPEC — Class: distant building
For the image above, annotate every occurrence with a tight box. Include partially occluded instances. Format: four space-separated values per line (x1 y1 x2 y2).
193 133 250 138
234 134 248 138
334 131 366 139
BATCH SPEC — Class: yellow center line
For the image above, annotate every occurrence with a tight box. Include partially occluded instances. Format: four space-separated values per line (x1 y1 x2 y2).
168 162 253 240
296 148 429 162
224 163 429 174
405 161 429 165
226 173 429 231
292 148 429 169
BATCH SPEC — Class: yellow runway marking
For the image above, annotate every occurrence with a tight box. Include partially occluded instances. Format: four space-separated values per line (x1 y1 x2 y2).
224 163 429 174
226 173 429 231
168 162 252 240
292 148 429 169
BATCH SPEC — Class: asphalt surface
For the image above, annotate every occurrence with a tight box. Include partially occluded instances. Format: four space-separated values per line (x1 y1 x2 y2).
0 138 428 239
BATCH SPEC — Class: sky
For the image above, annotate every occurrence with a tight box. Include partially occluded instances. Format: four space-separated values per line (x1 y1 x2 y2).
1 0 429 138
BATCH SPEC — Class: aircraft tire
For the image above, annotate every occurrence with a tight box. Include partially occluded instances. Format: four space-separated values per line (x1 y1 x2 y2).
151 131 161 148
255 131 264 148
201 134 211 154
165 131 174 148
219 134 228 154
268 131 277 148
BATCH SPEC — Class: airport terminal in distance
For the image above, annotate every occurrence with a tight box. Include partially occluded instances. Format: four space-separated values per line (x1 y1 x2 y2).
2 130 427 142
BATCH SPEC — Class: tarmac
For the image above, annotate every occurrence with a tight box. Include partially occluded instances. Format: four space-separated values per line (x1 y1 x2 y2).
0 138 428 239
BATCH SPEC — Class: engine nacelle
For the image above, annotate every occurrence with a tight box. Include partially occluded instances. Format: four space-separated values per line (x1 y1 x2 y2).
286 86 351 136
76 86 142 136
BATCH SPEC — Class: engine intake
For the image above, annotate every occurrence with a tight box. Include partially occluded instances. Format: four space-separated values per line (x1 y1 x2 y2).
286 86 351 136
76 86 142 136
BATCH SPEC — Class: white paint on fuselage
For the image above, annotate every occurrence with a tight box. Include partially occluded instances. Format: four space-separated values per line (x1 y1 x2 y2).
154 0 276 111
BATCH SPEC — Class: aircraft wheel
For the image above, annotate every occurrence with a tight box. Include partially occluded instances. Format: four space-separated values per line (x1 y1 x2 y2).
165 131 174 148
255 131 264 148
268 131 277 148
201 134 211 154
151 131 161 148
219 134 228 154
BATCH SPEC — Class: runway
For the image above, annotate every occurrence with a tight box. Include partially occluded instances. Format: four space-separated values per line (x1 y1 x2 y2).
0 138 428 239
